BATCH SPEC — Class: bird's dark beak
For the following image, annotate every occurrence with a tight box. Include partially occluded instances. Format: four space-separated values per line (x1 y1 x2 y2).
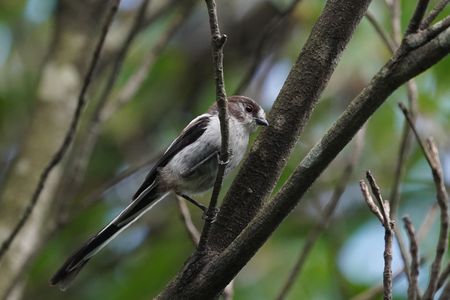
255 117 269 126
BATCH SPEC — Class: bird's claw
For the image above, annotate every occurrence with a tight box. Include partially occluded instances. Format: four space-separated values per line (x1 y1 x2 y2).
202 207 220 223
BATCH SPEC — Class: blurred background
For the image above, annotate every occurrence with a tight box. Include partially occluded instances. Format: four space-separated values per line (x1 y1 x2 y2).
0 0 450 299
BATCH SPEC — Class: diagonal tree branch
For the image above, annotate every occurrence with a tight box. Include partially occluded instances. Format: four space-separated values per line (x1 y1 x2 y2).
0 0 121 261
276 131 363 300
157 1 450 297
400 104 449 300
206 0 374 255
177 25 450 300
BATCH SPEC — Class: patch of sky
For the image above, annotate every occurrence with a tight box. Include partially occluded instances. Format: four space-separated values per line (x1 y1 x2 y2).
24 0 56 24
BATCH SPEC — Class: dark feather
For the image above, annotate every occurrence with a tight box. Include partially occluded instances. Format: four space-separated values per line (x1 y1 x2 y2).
132 115 210 200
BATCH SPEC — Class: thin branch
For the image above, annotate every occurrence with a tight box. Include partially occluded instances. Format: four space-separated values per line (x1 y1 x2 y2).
197 0 229 252
422 138 450 300
365 11 396 52
400 103 450 300
406 0 431 34
389 82 417 218
177 196 200 246
0 0 120 261
103 6 192 120
176 196 234 299
385 0 402 45
398 103 431 165
403 216 420 300
234 0 303 94
371 5 420 286
366 171 390 225
351 260 425 300
360 173 394 300
56 0 151 222
417 202 438 240
139 0 178 30
360 181 384 223
276 132 363 300
421 0 450 29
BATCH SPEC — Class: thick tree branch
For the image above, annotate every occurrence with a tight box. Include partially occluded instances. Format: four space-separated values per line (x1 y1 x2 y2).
170 26 450 299
0 0 120 261
156 1 450 297
207 0 373 254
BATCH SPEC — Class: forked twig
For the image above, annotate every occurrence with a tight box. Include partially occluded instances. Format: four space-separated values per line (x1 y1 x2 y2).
360 171 394 300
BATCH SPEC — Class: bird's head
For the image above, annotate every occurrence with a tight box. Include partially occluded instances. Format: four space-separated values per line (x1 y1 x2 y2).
224 95 268 132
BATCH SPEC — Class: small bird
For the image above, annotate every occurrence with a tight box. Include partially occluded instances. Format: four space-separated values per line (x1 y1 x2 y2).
50 95 268 290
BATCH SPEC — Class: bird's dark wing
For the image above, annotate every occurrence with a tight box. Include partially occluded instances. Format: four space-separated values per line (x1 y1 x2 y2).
132 114 211 200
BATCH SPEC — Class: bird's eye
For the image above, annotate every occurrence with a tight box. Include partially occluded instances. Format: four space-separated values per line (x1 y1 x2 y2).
245 105 253 113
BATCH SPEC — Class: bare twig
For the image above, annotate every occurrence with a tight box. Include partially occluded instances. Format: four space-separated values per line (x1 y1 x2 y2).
176 196 234 300
0 0 120 261
360 172 394 300
422 138 450 300
389 82 417 218
399 103 450 300
351 260 425 300
276 132 363 300
417 202 438 240
366 171 390 224
234 0 303 94
421 0 450 29
385 0 402 45
57 0 151 222
177 196 200 245
103 6 192 120
360 181 384 224
197 0 229 252
403 216 420 300
365 11 396 52
406 0 431 34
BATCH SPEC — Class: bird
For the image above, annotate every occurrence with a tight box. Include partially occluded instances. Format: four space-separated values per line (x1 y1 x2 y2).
50 95 268 290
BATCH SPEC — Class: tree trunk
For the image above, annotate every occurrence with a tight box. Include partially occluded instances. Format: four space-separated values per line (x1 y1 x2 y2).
0 1 109 298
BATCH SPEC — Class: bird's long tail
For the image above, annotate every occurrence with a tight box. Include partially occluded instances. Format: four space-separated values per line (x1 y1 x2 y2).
50 182 165 290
